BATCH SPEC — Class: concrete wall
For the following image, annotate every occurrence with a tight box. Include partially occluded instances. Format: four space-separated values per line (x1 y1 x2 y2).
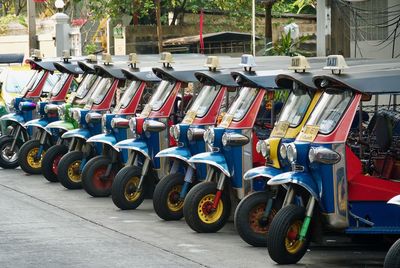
0 34 56 58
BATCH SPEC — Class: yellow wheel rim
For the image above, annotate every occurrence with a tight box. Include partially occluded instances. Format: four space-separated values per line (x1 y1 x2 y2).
67 160 81 183
166 185 183 212
197 194 223 224
124 176 141 202
27 148 45 169
285 220 304 254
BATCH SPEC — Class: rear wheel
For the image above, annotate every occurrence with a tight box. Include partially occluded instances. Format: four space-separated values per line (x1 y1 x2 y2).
58 151 83 189
19 140 48 174
267 204 310 264
0 136 22 169
41 144 68 182
384 239 400 268
234 191 282 247
183 182 231 233
153 173 185 221
81 156 116 197
111 166 147 210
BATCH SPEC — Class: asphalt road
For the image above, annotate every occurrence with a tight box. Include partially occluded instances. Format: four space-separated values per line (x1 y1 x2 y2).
0 169 388 268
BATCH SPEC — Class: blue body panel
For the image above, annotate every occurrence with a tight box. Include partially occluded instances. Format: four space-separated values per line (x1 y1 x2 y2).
244 166 282 181
156 146 195 168
62 128 92 140
115 138 150 160
1 113 26 126
189 151 230 177
88 132 129 163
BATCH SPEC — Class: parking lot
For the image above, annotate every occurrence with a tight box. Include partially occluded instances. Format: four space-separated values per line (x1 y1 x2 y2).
0 168 387 268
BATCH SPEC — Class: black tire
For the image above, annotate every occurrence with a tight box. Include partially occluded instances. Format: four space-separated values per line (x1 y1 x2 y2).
183 181 231 233
41 144 68 182
384 239 400 268
81 156 115 197
267 204 311 264
58 151 84 189
111 166 147 210
234 191 283 247
0 135 23 169
18 139 49 174
153 173 185 221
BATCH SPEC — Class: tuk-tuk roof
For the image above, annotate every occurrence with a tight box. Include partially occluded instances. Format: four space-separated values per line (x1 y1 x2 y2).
313 67 400 94
231 70 283 90
275 71 318 90
152 67 201 83
77 61 96 74
0 53 24 65
122 68 161 82
25 59 57 72
194 70 238 87
54 62 84 75
94 64 126 80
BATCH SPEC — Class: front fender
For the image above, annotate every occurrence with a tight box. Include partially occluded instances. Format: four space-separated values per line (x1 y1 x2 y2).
87 133 119 152
62 128 91 140
189 152 230 177
268 171 320 201
244 166 282 181
115 138 150 159
0 113 25 127
155 146 195 168
24 118 49 132
46 120 75 132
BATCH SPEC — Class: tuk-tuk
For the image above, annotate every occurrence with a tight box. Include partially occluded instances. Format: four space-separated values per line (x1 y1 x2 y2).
56 55 128 190
41 56 100 182
267 56 400 264
234 56 323 246
385 195 400 268
18 54 82 174
80 57 161 197
111 55 203 210
182 66 290 233
152 56 240 220
0 50 60 169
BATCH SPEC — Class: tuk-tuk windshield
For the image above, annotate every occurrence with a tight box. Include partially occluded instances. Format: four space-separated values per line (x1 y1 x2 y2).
306 89 353 134
278 88 312 127
115 80 140 110
225 87 258 121
0 69 34 93
50 73 69 96
21 70 42 95
88 77 113 105
188 85 220 118
145 80 175 111
75 74 99 98
42 73 60 93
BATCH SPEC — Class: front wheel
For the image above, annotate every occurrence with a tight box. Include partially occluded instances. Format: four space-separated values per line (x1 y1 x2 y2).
384 239 400 268
81 156 116 197
19 139 48 174
267 204 310 264
0 135 22 169
234 191 282 247
58 151 84 189
153 173 185 221
41 144 68 182
183 182 231 233
111 166 147 210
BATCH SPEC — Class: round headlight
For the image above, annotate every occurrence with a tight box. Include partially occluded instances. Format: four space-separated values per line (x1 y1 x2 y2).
309 147 316 163
102 114 107 127
36 103 41 113
58 105 65 117
287 143 297 163
280 144 287 160
222 133 228 147
261 140 270 158
256 140 263 153
18 102 23 111
187 128 194 141
129 117 137 133
169 125 180 141
72 109 81 123
204 128 215 144
111 118 117 129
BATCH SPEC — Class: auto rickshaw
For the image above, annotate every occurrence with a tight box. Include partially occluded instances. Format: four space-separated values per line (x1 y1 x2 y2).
384 195 400 268
18 53 82 174
110 55 205 210
41 55 100 182
0 50 60 169
151 55 240 220
80 56 161 197
56 54 128 190
267 55 400 264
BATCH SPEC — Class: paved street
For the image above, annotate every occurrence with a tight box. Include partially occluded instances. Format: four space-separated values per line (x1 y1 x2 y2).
0 169 387 268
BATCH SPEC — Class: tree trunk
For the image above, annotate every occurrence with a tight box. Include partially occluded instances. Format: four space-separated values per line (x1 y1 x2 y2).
155 0 163 53
265 3 274 45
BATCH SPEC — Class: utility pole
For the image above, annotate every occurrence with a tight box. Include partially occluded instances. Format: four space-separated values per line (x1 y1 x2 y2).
155 0 163 53
27 0 37 53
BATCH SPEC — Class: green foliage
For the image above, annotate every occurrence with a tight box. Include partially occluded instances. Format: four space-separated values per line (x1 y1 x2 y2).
0 15 26 34
84 43 98 55
87 0 155 20
265 31 311 56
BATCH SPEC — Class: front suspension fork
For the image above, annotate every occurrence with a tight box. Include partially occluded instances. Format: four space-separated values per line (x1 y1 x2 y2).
212 172 226 209
262 186 279 219
137 158 150 191
9 125 21 152
36 130 49 159
180 166 194 200
299 196 315 241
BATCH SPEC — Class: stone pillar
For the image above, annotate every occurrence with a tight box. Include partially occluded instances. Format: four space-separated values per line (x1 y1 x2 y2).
53 12 71 57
